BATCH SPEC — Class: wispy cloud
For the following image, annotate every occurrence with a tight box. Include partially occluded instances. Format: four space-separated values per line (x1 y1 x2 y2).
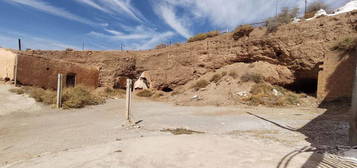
155 0 350 30
5 0 98 26
154 3 192 39
88 25 175 49
74 0 145 22
0 32 80 50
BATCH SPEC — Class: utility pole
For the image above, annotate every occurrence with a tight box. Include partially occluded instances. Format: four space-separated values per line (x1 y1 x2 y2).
305 0 308 16
82 40 85 51
275 0 279 17
18 38 22 51
121 43 123 50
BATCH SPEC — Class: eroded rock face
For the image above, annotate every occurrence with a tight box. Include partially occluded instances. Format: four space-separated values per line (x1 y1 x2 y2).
14 11 357 90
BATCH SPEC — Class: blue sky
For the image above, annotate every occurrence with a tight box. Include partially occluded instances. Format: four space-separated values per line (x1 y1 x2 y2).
0 0 350 50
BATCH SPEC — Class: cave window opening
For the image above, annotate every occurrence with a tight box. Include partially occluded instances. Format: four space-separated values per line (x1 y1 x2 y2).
284 78 318 96
162 87 173 92
66 73 76 88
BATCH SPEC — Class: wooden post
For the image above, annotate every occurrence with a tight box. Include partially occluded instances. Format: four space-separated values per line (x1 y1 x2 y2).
126 79 133 122
56 74 63 109
350 61 357 145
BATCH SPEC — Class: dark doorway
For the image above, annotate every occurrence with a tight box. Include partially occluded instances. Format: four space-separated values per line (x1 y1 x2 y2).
66 73 76 88
285 78 318 96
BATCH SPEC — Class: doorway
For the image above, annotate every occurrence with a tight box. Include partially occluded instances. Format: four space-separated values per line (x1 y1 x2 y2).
66 73 76 88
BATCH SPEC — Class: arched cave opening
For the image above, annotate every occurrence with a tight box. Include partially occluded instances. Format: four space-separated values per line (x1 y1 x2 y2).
285 78 318 96
162 87 173 92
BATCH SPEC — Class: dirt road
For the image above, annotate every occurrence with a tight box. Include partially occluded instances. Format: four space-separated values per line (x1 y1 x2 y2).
0 84 355 168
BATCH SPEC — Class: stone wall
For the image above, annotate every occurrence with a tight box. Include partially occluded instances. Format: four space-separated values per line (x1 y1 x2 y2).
17 54 99 89
317 51 357 102
0 49 16 80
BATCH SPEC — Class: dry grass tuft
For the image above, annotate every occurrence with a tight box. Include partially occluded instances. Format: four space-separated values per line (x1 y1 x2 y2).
240 73 264 83
332 37 357 51
161 128 204 135
243 83 301 106
191 79 209 90
136 89 154 97
8 88 25 95
187 30 220 42
62 86 105 109
229 71 238 79
265 7 299 33
16 85 105 108
233 24 254 40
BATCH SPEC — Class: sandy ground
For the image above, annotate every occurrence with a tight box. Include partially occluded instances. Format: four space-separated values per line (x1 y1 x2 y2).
0 84 356 168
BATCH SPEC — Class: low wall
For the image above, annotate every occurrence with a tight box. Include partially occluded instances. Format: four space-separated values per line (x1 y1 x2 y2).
17 54 99 89
0 49 16 80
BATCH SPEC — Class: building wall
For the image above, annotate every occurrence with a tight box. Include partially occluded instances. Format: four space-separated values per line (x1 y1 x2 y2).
17 54 99 89
317 51 357 102
0 49 16 80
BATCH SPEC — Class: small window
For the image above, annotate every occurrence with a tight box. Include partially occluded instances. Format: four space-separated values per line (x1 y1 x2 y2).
66 73 76 88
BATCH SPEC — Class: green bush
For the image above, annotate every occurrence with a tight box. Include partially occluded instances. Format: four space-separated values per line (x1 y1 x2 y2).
332 37 357 51
191 79 209 90
233 24 254 40
240 73 264 83
266 7 299 33
136 89 154 97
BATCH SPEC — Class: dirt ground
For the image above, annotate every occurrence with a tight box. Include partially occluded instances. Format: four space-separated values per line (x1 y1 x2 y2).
0 84 356 168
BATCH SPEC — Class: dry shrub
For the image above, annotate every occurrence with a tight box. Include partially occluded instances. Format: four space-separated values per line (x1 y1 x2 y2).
206 30 220 37
233 24 254 40
62 86 105 109
191 79 209 90
266 7 299 33
27 88 57 105
304 1 329 19
65 48 74 51
9 88 25 94
241 73 264 83
155 43 167 49
332 37 357 51
136 89 154 97
229 71 238 79
243 83 300 106
187 30 220 42
95 87 126 98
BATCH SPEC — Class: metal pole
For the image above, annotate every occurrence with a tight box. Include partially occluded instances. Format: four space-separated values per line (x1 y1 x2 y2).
275 0 279 17
14 54 18 87
350 60 357 145
305 0 308 16
126 79 133 122
18 38 22 51
56 74 63 109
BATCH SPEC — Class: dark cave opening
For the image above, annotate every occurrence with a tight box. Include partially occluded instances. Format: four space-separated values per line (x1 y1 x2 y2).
162 87 173 92
285 78 318 96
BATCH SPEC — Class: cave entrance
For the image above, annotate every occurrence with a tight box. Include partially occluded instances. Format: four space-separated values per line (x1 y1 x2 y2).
285 78 318 96
66 73 76 88
162 87 173 92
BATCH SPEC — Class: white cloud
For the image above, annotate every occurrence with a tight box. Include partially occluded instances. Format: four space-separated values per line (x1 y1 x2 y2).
74 0 145 22
5 0 98 26
154 3 192 39
88 25 175 49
